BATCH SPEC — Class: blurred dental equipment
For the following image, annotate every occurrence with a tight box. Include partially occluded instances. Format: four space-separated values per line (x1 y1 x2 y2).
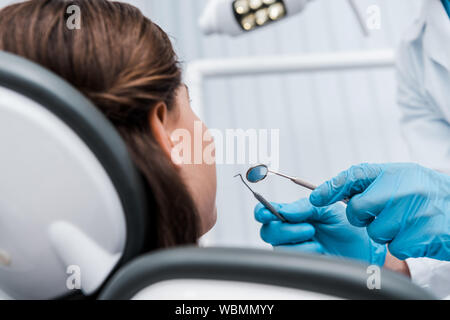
246 164 349 203
199 0 309 36
235 173 288 222
199 0 368 36
347 0 369 37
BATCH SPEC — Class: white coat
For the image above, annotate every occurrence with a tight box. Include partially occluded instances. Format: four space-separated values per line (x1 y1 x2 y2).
397 0 450 300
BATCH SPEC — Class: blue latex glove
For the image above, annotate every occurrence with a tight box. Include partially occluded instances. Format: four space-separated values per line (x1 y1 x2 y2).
310 163 450 261
254 198 387 266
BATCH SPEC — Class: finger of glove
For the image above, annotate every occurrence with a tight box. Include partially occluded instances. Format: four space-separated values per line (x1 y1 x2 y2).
310 163 384 207
273 241 325 255
255 198 317 224
260 222 315 246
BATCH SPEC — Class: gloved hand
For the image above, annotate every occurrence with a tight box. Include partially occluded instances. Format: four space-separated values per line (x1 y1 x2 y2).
310 163 450 261
254 198 387 266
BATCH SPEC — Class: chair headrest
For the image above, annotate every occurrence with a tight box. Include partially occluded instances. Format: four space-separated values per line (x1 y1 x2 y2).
0 51 148 299
99 247 436 300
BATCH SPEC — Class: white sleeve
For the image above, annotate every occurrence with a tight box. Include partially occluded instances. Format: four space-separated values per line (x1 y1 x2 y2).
406 258 450 299
397 36 450 173
397 35 450 300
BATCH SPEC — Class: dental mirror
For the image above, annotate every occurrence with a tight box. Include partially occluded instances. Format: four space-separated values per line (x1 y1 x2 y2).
246 164 349 204
246 164 317 191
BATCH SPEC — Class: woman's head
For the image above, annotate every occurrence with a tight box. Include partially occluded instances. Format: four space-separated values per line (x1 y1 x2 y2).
0 0 217 249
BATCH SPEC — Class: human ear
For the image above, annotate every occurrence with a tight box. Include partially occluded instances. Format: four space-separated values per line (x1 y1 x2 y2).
148 101 174 161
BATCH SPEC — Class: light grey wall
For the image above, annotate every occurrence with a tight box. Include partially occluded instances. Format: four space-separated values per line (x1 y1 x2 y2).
0 0 423 249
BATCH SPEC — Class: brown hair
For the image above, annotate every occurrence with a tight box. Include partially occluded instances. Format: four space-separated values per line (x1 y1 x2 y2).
0 0 200 249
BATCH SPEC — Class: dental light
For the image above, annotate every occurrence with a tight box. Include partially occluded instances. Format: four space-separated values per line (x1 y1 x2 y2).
199 0 368 36
199 0 306 35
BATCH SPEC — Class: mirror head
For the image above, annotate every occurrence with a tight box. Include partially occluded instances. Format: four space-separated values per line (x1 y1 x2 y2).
246 164 269 183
